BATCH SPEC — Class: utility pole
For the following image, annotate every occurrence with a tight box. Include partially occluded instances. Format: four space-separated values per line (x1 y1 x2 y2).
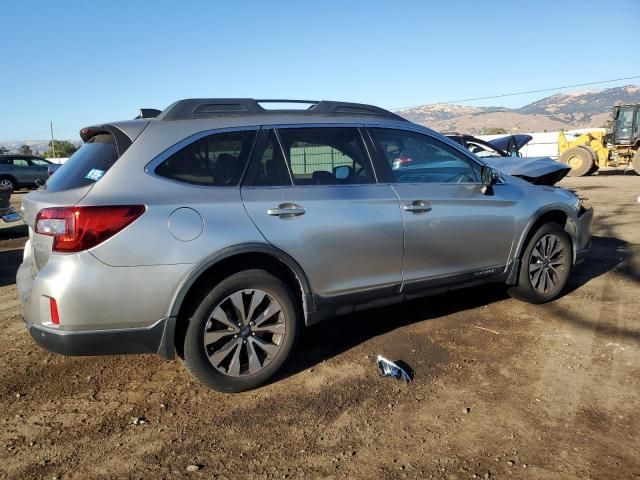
50 121 56 159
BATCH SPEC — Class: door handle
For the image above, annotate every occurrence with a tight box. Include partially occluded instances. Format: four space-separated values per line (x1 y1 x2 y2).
267 203 305 217
402 200 432 213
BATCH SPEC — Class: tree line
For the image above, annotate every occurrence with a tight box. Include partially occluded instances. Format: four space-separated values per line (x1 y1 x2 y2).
0 140 79 157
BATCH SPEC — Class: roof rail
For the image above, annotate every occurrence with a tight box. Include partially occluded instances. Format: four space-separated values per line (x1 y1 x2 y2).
155 98 408 122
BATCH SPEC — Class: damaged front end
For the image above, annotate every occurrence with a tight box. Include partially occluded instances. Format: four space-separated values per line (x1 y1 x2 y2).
482 156 571 186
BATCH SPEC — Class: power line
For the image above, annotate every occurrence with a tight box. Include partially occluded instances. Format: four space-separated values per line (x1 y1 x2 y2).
0 127 79 143
0 130 51 142
393 75 640 110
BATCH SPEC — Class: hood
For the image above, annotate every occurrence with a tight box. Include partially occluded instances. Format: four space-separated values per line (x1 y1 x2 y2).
488 134 533 154
483 156 570 186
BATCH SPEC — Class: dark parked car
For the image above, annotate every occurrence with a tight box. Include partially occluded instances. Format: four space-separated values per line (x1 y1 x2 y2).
446 133 571 186
0 155 53 191
446 133 533 158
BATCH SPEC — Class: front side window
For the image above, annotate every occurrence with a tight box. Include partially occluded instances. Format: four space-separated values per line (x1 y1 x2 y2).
370 128 478 184
277 127 374 185
155 130 257 186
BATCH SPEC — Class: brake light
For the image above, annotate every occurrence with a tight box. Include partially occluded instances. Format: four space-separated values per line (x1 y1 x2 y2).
49 297 60 325
35 205 145 252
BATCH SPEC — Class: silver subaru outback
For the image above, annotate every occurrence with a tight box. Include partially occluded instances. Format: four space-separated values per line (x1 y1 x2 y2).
17 99 593 392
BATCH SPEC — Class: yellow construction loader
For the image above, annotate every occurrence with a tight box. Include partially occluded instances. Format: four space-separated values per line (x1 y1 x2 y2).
558 104 640 176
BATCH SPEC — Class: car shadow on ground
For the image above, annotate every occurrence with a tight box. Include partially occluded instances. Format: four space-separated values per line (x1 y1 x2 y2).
564 234 638 295
277 283 509 382
594 169 639 176
278 234 631 383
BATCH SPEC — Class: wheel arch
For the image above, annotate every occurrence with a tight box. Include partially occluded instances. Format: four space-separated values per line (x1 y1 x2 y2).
0 173 18 187
508 206 578 285
515 206 577 261
168 243 314 357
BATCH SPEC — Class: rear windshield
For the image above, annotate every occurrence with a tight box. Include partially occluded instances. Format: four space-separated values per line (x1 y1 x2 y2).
45 134 118 192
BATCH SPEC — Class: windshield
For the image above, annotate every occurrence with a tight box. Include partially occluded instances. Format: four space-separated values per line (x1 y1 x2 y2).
45 134 118 192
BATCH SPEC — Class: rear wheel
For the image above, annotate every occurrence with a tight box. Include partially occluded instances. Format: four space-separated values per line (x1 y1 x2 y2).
508 223 572 304
183 270 300 392
0 176 16 192
560 147 594 176
633 148 640 175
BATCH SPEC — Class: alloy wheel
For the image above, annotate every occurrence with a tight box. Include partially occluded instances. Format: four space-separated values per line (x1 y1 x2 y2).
528 234 567 293
203 289 286 376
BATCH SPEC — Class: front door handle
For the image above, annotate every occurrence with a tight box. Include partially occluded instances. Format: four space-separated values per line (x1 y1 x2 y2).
402 200 432 213
267 203 306 217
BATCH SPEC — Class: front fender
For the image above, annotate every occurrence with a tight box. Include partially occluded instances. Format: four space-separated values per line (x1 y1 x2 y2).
513 203 581 264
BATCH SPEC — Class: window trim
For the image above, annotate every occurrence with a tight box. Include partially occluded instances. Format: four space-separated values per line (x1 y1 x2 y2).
145 126 260 188
242 128 294 188
265 123 379 187
364 125 484 186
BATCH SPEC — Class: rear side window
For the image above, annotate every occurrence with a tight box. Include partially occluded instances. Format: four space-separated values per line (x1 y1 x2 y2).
276 127 374 185
155 130 257 186
45 134 118 192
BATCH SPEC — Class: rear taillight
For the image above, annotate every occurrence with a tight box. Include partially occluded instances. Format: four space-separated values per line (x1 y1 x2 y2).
35 205 145 252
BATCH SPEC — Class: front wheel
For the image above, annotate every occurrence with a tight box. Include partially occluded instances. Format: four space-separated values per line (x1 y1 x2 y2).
183 270 300 392
508 223 572 304
560 147 594 176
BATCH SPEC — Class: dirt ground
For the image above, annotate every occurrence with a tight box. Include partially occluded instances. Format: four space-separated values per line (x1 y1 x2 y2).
1 173 639 480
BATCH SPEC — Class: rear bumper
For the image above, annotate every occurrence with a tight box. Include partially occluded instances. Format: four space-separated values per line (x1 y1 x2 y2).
26 317 176 359
17 242 191 360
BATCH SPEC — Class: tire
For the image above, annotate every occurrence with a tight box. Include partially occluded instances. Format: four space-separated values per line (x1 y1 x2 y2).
508 223 572 304
633 149 640 176
560 147 594 176
183 269 300 392
0 176 16 192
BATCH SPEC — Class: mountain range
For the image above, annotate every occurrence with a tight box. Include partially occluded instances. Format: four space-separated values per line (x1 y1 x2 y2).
395 85 640 134
2 85 639 153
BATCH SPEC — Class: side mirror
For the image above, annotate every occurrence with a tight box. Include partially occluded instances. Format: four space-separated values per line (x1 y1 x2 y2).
333 165 352 181
480 166 500 194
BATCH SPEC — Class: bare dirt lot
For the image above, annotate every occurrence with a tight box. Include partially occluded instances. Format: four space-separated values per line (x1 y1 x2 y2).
1 174 639 480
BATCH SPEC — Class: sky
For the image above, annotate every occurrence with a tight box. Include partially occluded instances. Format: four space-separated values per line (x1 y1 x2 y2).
1 0 639 141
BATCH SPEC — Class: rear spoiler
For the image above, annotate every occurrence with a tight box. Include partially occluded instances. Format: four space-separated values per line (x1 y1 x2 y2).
135 108 162 119
79 124 134 156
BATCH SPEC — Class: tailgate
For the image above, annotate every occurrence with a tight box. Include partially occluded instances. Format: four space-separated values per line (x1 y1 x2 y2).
23 127 128 271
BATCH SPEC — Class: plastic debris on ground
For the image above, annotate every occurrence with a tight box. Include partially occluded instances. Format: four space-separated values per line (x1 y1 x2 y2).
376 355 414 383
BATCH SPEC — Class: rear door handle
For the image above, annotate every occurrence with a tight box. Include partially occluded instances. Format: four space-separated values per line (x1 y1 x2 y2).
402 200 432 213
267 203 305 217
